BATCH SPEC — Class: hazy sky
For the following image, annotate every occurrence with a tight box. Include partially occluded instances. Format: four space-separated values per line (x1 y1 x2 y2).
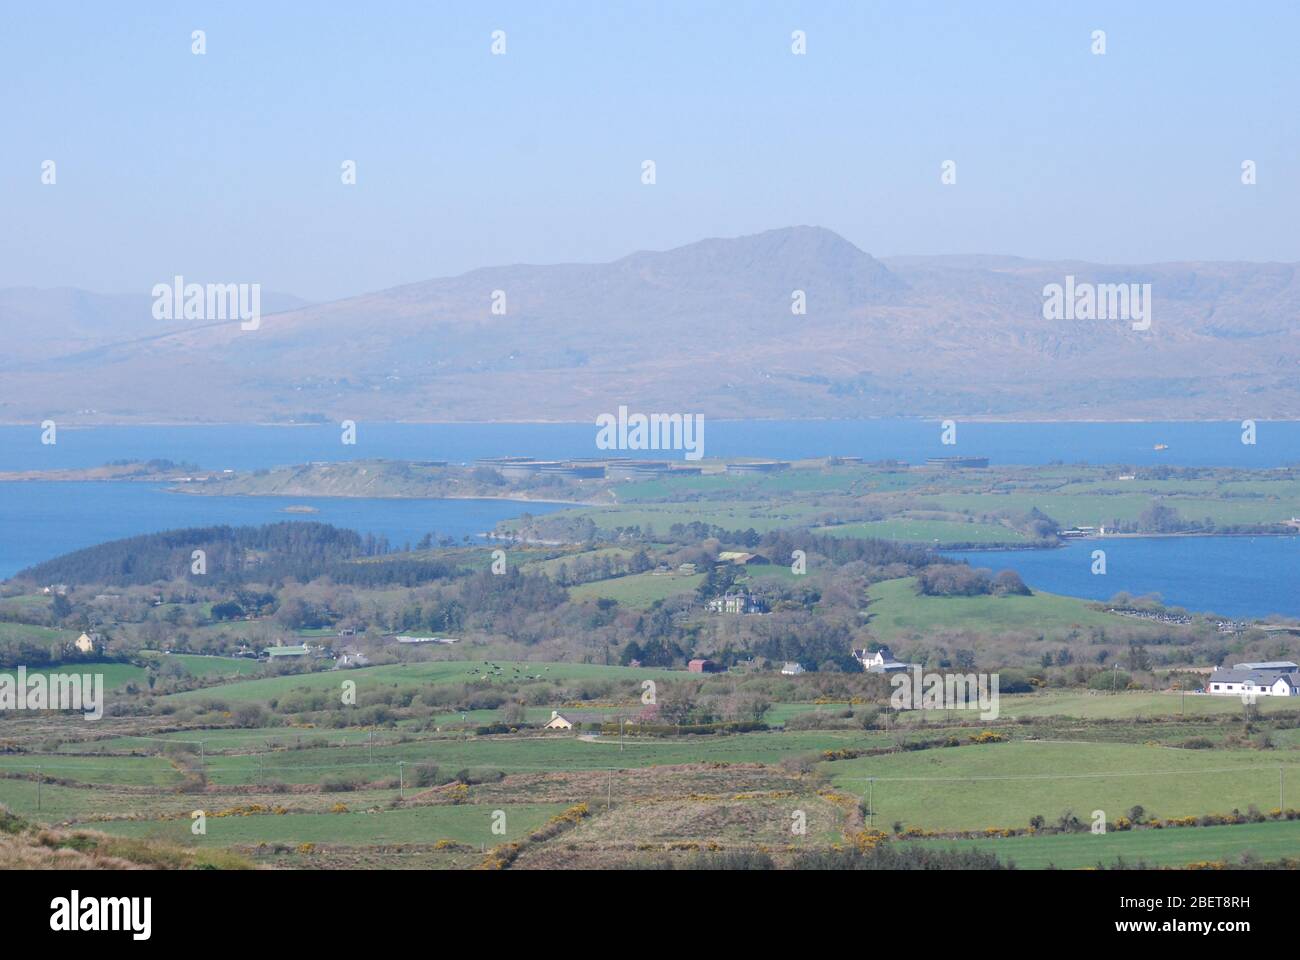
3 1 1297 301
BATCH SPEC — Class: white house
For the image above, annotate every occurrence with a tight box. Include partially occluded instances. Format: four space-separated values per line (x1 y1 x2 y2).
1206 661 1300 697
781 662 805 675
74 632 99 654
707 592 766 615
854 646 913 674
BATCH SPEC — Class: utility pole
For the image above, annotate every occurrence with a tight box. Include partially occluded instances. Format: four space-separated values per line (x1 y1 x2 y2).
607 769 612 810
867 778 875 831
36 766 41 812
1281 768 1285 811
398 761 405 800
368 729 374 763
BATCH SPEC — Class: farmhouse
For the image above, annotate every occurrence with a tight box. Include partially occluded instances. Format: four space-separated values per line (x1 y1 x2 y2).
1206 660 1300 697
688 658 721 673
543 711 574 730
74 632 101 654
854 646 913 674
781 662 805 675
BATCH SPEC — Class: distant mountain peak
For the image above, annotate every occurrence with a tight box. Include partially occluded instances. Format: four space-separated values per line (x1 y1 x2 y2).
626 224 872 264
614 225 903 301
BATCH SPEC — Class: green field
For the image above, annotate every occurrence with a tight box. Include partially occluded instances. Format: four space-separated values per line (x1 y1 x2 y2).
990 690 1298 720
0 754 182 787
92 801 570 847
826 741 1300 832
3 656 258 695
0 622 78 645
815 519 1030 545
918 491 1300 528
551 500 828 535
141 653 263 678
12 661 149 691
908 819 1300 869
198 730 892 785
567 571 704 607
864 577 1141 639
612 466 902 501
523 548 633 577
164 660 683 705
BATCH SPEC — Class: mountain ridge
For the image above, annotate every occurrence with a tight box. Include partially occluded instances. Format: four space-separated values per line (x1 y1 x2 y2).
2 227 1296 424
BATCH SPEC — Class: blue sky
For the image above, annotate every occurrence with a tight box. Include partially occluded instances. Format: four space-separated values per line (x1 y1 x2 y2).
2 0 1296 301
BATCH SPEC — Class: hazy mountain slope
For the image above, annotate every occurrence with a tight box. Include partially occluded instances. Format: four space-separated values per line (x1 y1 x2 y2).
0 288 311 365
1 227 1296 423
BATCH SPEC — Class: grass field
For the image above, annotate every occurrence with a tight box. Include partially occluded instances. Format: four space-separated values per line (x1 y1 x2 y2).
918 491 1300 528
523 548 633 577
92 801 571 847
556 500 828 535
864 576 1143 639
3 656 258 694
908 819 1300 869
140 652 263 678
0 777 405 822
815 519 1030 545
825 741 1300 832
164 660 682 705
990 690 1299 720
612 466 902 501
0 754 182 787
0 622 77 645
12 661 149 691
567 571 705 607
198 730 893 785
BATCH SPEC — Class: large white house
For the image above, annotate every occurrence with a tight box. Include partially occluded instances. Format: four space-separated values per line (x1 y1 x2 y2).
853 646 913 674
1206 661 1300 697
707 592 766 615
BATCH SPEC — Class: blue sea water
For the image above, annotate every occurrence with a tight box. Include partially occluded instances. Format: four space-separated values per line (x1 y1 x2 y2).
1 419 1298 472
953 536 1300 620
0 482 564 579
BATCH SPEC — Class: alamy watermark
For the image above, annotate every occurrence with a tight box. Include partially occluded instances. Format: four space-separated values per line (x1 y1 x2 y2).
1042 275 1151 331
0 667 104 720
595 405 704 461
890 667 1000 721
152 275 261 330
50 891 150 940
